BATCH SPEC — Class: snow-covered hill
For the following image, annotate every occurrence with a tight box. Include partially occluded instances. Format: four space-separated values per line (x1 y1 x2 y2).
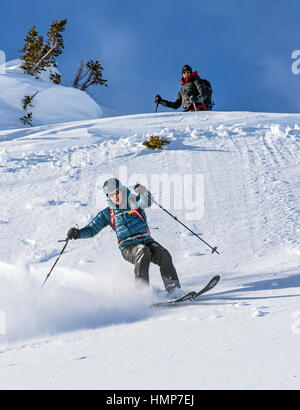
0 59 102 130
0 111 299 389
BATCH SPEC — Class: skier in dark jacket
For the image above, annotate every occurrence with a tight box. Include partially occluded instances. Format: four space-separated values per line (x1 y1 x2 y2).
67 178 183 295
155 64 212 112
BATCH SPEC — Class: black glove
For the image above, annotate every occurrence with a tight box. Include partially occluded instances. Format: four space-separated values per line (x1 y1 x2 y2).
190 95 198 103
133 183 148 195
67 227 80 240
155 94 162 105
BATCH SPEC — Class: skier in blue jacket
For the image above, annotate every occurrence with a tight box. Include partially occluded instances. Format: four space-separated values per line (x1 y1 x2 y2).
67 178 182 294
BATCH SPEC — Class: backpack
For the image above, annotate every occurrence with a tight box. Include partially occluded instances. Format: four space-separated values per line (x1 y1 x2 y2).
200 78 215 110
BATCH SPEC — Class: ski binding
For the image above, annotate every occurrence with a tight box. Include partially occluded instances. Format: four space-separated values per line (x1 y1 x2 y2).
153 275 220 307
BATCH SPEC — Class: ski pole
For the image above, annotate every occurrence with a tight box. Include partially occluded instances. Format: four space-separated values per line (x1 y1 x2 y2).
155 102 159 113
41 239 69 288
150 197 220 255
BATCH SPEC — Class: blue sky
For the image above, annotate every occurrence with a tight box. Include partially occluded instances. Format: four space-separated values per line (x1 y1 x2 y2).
1 0 300 116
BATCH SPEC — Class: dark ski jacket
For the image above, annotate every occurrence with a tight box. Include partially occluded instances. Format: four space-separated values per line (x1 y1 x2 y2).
160 71 209 111
79 186 155 254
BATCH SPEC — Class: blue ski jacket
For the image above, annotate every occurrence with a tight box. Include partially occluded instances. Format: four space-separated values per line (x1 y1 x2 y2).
79 186 155 253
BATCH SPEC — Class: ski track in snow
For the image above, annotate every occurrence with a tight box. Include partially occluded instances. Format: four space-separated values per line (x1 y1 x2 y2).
0 111 299 389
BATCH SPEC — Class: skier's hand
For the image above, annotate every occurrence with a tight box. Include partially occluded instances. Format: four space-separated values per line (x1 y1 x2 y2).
133 183 148 195
67 227 80 240
190 95 197 103
155 94 162 105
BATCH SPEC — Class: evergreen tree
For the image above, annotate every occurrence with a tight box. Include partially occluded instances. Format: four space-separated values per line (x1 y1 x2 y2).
20 112 33 127
20 18 67 82
20 91 39 127
73 60 108 91
49 72 62 84
19 26 44 77
22 91 39 111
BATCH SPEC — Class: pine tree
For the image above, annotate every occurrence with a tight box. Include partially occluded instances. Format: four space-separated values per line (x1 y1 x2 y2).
49 72 62 84
19 18 67 81
22 91 39 110
73 60 108 91
20 112 33 127
19 26 44 77
20 91 39 127
44 19 67 71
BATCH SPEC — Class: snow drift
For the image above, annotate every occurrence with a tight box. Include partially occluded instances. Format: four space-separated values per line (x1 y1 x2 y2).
0 59 103 130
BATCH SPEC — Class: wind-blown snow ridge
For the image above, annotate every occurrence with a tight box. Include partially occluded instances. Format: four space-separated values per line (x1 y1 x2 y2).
0 59 103 130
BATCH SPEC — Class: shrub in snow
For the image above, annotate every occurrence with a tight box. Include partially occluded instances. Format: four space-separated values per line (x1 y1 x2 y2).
142 135 171 150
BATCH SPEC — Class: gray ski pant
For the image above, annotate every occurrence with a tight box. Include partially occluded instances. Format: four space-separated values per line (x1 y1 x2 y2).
122 241 181 291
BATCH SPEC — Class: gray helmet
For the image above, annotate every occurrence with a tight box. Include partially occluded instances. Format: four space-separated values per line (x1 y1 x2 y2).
103 178 122 196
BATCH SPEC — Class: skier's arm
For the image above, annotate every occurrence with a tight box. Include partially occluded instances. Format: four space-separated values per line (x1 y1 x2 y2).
160 90 182 110
79 209 110 239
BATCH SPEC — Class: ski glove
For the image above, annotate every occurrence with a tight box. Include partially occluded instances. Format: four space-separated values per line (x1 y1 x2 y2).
133 183 148 195
67 227 80 240
155 95 162 105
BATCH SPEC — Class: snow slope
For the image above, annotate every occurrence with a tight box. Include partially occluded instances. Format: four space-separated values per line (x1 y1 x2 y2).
0 59 102 130
0 111 299 389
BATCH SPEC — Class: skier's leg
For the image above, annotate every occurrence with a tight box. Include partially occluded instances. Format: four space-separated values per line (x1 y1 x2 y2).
147 241 181 291
123 243 151 284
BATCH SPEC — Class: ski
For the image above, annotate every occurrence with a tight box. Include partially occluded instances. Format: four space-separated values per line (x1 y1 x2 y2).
153 291 197 307
153 275 220 307
192 275 220 299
